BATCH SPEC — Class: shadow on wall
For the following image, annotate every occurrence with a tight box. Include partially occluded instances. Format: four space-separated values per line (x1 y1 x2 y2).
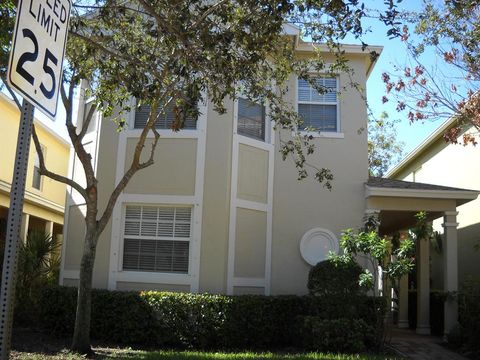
430 222 480 290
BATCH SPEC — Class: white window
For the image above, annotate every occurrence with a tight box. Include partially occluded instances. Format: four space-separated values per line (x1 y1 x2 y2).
122 205 192 273
32 145 45 190
237 97 266 141
134 102 197 130
297 77 338 132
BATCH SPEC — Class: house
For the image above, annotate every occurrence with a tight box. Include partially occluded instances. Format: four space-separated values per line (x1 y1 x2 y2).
0 92 70 244
59 26 478 337
387 118 480 294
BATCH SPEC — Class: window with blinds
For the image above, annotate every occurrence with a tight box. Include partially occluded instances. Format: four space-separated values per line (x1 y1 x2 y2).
298 77 338 132
122 205 192 273
134 102 197 130
237 98 266 141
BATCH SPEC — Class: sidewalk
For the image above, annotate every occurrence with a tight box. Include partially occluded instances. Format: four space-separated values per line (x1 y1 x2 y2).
389 328 468 360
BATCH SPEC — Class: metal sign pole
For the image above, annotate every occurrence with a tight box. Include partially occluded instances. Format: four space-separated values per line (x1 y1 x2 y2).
0 99 35 360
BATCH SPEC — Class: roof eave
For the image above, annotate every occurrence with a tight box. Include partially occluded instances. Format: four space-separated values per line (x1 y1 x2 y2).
365 184 479 204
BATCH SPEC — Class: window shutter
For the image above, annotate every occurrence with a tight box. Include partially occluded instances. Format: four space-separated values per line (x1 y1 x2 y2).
122 205 191 273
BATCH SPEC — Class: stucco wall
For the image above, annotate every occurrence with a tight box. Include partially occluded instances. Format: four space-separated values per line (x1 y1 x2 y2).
237 144 269 204
198 99 234 293
271 55 369 294
234 208 267 278
123 138 197 195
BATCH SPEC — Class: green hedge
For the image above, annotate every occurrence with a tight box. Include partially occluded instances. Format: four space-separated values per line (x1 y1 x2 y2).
38 286 384 350
298 317 376 353
453 281 480 355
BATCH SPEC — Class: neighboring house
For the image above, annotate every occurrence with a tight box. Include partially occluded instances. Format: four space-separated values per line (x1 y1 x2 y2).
60 26 478 337
387 119 480 289
0 92 70 244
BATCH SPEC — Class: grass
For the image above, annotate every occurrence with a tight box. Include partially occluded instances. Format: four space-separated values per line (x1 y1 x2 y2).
10 329 401 360
11 349 401 360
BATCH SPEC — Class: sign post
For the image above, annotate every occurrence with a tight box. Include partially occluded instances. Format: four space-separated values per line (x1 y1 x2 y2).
0 0 70 358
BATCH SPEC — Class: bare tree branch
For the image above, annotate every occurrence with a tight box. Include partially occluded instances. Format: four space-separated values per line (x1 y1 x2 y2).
32 124 88 199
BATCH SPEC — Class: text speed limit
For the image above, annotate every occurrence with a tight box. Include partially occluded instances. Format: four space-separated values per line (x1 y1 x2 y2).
8 0 71 120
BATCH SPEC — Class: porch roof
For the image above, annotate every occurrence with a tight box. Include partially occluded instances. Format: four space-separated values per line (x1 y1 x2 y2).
365 177 479 234
365 177 479 207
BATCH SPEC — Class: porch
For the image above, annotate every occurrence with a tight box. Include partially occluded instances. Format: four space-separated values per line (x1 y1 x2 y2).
365 177 479 338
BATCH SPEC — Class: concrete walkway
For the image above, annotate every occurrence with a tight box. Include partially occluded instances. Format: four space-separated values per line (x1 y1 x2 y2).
389 328 468 360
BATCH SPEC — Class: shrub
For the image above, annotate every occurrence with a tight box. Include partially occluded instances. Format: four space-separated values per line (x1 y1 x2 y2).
36 286 382 351
298 316 375 353
15 231 61 325
307 259 364 298
39 286 162 345
454 279 480 355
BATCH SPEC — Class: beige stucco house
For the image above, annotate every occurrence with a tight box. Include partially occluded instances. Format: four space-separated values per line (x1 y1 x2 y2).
59 26 478 338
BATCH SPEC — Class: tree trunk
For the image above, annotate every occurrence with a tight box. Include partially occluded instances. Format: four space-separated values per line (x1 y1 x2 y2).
71 225 98 354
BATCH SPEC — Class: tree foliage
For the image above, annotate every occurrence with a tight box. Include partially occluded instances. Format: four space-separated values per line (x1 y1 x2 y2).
331 216 415 292
382 1 480 145
0 0 404 354
368 111 404 177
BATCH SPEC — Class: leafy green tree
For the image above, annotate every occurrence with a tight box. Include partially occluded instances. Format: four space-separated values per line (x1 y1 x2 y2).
368 111 404 177
1 0 404 353
382 1 480 144
332 216 415 293
329 216 415 347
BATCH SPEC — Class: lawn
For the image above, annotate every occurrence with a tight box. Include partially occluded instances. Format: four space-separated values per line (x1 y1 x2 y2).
10 329 401 360
10 349 401 360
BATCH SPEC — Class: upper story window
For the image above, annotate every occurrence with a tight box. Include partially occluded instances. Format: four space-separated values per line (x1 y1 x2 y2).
237 97 266 141
32 145 45 190
298 76 338 132
134 102 197 130
122 205 192 273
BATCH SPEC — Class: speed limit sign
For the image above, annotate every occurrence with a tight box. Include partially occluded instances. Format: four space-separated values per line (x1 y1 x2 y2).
7 0 71 120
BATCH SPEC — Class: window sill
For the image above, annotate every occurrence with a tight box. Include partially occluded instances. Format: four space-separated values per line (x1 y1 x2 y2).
300 131 344 139
116 270 192 285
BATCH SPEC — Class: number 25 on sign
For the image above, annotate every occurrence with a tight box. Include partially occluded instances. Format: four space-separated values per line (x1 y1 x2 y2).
8 0 71 120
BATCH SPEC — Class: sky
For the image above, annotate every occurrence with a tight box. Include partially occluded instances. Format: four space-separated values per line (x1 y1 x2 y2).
8 1 450 159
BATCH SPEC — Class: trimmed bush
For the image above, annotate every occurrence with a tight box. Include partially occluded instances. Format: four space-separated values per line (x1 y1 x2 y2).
37 286 382 350
39 286 162 345
454 280 480 355
298 317 375 353
307 259 364 297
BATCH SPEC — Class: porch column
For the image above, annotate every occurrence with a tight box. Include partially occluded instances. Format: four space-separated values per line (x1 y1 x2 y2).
416 232 430 335
20 213 30 243
443 211 459 338
45 220 54 237
398 274 409 328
